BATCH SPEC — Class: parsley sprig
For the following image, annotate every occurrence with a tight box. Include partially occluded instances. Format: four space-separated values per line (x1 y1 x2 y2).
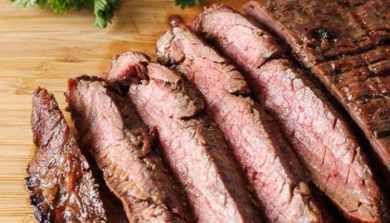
12 0 119 28
11 0 204 28
176 0 205 8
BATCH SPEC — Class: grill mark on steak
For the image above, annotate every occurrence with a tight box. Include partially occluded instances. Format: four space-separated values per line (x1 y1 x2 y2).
244 0 389 65
27 88 107 223
66 77 193 223
369 60 390 75
243 0 390 179
340 76 390 102
108 52 262 223
155 17 331 223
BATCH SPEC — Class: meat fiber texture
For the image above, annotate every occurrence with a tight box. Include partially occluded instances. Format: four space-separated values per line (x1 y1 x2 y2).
27 88 107 223
155 18 332 223
108 52 262 223
66 77 193 223
243 0 390 173
193 4 388 223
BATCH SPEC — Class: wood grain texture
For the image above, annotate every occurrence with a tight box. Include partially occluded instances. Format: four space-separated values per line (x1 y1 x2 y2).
0 0 245 222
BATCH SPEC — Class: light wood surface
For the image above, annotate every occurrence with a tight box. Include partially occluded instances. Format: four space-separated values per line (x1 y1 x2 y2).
0 0 245 221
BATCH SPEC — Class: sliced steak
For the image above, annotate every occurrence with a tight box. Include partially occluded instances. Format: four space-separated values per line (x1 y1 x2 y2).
108 52 262 223
66 77 193 223
192 5 387 223
243 0 390 172
27 88 107 223
155 18 330 223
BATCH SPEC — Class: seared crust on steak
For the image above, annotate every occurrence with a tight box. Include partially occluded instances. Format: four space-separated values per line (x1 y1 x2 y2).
27 88 107 223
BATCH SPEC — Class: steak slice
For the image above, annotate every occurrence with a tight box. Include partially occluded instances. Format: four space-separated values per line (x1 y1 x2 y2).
66 77 193 223
243 0 390 172
192 5 387 223
27 88 107 223
155 18 330 223
108 52 262 223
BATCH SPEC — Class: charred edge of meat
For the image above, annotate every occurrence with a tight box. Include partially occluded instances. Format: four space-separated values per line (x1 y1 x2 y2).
26 176 52 223
29 87 108 223
28 88 59 223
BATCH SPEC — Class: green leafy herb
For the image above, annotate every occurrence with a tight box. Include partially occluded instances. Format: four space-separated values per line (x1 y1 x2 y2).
11 0 120 28
93 0 119 28
11 0 204 28
175 0 205 8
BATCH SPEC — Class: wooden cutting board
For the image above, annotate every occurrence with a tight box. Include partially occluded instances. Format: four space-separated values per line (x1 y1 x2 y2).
0 0 245 221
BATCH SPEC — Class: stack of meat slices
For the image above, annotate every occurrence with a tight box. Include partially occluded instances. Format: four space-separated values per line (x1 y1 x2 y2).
27 1 390 222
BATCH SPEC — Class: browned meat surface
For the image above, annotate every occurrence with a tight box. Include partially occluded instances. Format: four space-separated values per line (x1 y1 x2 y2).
243 0 390 173
193 5 387 223
27 88 107 223
155 18 330 223
66 77 193 223
108 52 262 223
107 52 149 84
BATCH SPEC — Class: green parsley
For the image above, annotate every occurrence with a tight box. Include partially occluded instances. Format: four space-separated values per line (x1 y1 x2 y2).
12 0 120 28
11 0 205 28
175 0 205 8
